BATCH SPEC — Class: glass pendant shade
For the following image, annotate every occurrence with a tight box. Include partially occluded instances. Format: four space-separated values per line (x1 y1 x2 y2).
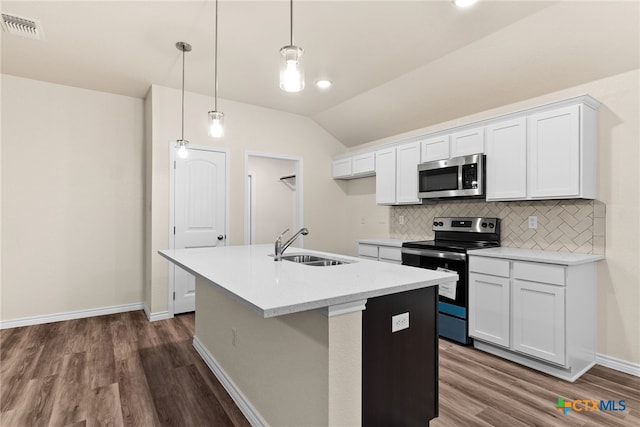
177 140 189 159
208 110 225 138
279 45 305 92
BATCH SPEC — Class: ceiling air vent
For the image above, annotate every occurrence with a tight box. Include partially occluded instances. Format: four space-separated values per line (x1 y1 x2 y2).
1 12 44 40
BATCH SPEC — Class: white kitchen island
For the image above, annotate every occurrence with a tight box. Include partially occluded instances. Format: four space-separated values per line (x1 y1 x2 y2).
159 244 457 426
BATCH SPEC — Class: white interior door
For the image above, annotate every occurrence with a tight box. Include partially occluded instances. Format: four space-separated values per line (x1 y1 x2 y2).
174 147 226 314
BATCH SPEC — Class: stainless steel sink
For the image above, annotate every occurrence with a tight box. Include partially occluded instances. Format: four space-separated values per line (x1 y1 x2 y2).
279 253 351 266
281 254 325 263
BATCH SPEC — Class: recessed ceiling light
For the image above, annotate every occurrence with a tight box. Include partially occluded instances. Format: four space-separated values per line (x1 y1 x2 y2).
454 0 478 8
315 79 332 89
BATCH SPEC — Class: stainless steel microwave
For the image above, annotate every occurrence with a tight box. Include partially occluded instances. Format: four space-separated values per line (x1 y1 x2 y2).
418 154 486 199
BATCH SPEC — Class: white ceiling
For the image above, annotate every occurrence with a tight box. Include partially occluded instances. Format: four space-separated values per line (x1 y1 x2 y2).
2 1 638 146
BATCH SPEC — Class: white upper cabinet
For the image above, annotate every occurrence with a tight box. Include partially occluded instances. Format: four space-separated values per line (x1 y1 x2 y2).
420 135 450 162
450 126 485 157
527 104 594 199
396 142 421 204
486 117 527 201
375 147 397 205
332 95 599 201
375 142 421 205
332 157 352 179
332 151 375 179
352 152 375 177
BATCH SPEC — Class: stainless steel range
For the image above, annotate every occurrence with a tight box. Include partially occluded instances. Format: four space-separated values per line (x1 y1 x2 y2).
401 217 501 344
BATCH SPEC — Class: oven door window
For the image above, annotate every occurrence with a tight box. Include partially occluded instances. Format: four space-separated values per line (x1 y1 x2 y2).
419 166 459 193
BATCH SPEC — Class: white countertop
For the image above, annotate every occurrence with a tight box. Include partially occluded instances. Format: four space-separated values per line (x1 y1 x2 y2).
358 239 405 247
468 247 604 266
159 244 457 318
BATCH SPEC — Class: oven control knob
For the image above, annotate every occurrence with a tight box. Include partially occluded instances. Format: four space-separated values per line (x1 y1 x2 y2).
438 221 444 226
489 223 495 229
482 222 487 228
433 221 438 227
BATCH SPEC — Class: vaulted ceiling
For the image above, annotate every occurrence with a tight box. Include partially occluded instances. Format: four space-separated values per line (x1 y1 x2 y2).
2 1 638 146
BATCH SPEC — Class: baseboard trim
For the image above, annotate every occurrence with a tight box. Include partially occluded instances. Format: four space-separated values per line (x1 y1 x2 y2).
0 302 144 329
192 336 268 427
597 353 640 377
143 305 172 322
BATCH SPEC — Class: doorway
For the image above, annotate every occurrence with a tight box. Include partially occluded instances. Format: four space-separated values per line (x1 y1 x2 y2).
244 152 303 246
170 143 229 315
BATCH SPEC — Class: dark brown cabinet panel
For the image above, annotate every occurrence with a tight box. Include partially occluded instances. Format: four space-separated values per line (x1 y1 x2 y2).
362 285 438 426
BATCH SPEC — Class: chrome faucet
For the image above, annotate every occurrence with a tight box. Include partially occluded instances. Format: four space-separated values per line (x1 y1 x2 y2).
274 227 309 261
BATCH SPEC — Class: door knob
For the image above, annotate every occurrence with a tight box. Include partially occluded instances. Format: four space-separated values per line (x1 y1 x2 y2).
217 235 224 240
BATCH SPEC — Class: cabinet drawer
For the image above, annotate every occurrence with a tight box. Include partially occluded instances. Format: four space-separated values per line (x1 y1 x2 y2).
513 262 565 286
379 246 402 262
358 244 379 258
469 256 510 277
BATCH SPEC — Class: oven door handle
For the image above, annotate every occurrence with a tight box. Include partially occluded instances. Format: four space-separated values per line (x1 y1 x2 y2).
401 247 467 261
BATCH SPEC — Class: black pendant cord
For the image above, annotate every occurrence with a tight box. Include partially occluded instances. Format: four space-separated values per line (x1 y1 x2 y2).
289 0 293 45
214 0 219 111
181 46 185 140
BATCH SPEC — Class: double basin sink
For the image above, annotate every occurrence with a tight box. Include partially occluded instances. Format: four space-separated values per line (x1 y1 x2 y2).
278 253 351 267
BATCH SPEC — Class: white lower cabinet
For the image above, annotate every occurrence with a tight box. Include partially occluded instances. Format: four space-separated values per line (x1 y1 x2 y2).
512 279 565 365
468 273 510 348
358 240 403 264
469 253 597 382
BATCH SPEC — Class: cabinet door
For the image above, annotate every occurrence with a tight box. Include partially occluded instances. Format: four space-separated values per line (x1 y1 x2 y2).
352 152 375 177
396 142 421 204
375 147 397 205
450 126 485 157
332 157 352 179
421 135 450 162
528 105 580 198
469 273 510 348
486 118 527 201
512 279 566 365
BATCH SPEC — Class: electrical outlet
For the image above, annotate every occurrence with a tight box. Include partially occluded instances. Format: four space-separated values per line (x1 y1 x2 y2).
399 215 405 225
391 312 409 333
528 216 538 229
231 327 238 347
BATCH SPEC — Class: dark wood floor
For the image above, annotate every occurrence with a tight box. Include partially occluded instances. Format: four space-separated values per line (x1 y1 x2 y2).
1 311 638 426
0 310 249 427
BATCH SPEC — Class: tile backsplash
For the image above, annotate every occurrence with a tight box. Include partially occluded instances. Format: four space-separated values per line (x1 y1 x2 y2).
390 199 605 254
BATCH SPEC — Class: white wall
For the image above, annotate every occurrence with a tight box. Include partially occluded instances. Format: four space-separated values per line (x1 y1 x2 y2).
146 85 350 316
345 69 640 367
1 75 145 321
247 156 297 245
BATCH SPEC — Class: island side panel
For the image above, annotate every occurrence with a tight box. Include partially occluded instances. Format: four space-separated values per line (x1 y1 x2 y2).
194 277 329 426
328 310 362 426
362 285 439 425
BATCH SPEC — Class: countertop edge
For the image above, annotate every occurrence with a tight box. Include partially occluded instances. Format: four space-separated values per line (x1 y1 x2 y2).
467 247 605 266
358 239 405 247
259 277 454 318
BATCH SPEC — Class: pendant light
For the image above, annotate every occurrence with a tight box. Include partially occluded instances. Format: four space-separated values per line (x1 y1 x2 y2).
208 0 224 138
279 0 304 92
176 41 191 159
